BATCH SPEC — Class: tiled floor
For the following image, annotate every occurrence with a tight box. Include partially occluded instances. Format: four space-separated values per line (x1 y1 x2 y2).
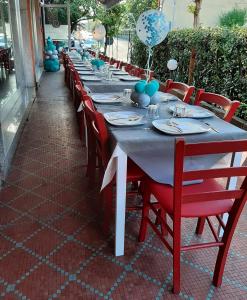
0 70 247 300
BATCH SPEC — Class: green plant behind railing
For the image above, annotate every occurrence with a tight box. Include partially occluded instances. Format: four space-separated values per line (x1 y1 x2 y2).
131 27 247 120
219 8 247 28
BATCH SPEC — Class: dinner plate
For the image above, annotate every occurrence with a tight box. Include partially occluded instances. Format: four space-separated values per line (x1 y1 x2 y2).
118 76 140 81
78 71 95 75
112 71 129 75
152 118 210 135
104 111 144 126
80 76 102 81
168 104 214 118
92 94 123 104
158 92 180 102
75 67 92 71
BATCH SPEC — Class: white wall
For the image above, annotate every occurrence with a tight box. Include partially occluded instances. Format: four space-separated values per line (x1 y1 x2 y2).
163 0 247 29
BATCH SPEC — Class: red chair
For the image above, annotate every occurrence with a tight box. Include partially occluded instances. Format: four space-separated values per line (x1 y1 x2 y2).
139 138 247 294
84 102 145 233
160 79 195 103
194 89 240 122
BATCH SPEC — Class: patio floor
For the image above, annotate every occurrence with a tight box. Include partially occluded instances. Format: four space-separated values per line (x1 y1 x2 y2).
0 69 246 300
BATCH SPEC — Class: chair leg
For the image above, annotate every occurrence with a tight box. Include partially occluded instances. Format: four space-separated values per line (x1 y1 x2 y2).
102 184 113 235
138 186 150 242
173 218 181 294
213 212 239 287
196 217 206 235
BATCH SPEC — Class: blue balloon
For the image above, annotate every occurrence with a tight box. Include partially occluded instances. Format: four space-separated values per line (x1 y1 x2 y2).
145 82 158 97
150 80 160 91
136 93 150 108
135 81 146 93
136 10 169 47
150 92 161 105
130 91 139 103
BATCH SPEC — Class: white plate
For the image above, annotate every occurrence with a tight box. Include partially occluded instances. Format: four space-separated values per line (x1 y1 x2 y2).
158 92 180 102
104 111 144 126
78 71 95 75
118 76 140 81
75 67 92 71
80 76 102 81
92 95 123 104
152 118 211 135
169 104 214 118
112 71 129 75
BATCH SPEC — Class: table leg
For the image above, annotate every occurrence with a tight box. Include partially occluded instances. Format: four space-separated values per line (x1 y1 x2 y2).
115 146 127 256
219 152 243 237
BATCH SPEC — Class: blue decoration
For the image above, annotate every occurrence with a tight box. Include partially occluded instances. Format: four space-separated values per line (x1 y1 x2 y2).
91 59 105 70
136 10 169 48
145 82 159 97
44 37 60 72
130 91 139 103
150 92 161 105
150 79 160 91
135 81 146 93
131 91 150 108
136 93 151 108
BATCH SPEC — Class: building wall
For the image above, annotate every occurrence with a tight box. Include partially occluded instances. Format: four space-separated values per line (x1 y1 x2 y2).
0 0 44 186
163 0 247 29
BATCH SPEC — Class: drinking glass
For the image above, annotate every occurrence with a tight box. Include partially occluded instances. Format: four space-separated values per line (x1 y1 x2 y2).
123 89 132 105
146 104 159 120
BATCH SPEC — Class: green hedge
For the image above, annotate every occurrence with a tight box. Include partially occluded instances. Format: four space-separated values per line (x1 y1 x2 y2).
131 27 247 120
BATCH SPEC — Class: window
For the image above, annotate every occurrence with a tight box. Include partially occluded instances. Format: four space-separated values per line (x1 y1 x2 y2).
0 0 17 104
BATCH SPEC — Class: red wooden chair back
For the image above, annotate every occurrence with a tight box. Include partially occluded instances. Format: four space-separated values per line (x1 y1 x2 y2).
139 138 247 293
161 79 195 103
194 89 240 122
91 112 110 168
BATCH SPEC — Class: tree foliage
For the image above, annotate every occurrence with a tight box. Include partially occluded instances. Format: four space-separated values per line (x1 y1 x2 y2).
219 8 247 28
131 27 247 120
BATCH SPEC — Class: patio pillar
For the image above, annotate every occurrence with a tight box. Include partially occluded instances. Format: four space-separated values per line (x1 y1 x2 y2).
19 0 36 87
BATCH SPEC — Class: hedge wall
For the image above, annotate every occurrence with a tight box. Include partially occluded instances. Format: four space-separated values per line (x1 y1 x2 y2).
131 27 247 120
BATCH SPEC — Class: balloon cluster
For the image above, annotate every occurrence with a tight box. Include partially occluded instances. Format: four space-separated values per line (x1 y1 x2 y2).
44 37 60 72
91 59 105 70
131 80 160 108
82 51 90 61
92 24 106 41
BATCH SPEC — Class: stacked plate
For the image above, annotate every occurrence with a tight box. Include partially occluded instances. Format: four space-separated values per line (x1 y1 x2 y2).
104 111 144 126
152 118 211 135
92 94 123 104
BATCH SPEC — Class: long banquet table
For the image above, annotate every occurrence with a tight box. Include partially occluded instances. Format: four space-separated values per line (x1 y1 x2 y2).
68 52 247 256
95 100 247 256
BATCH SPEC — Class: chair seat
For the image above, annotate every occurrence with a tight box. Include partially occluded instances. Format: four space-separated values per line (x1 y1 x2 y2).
127 159 145 181
146 178 233 217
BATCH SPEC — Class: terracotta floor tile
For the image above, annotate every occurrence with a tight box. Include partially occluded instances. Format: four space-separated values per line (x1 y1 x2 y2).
24 228 64 256
50 241 92 273
10 192 44 212
59 282 101 300
0 249 38 283
0 185 25 203
78 256 124 293
17 263 66 299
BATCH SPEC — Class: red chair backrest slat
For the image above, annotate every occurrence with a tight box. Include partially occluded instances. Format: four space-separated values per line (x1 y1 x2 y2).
173 138 247 208
163 79 195 103
194 89 240 122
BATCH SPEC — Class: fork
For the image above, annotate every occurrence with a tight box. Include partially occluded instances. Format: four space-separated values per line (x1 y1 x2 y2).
166 120 183 133
203 122 219 133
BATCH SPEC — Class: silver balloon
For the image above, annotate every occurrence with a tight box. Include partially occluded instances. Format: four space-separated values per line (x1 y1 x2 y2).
167 59 178 71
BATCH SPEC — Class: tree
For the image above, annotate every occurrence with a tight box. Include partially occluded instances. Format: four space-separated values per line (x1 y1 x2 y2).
187 0 202 28
187 0 202 84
